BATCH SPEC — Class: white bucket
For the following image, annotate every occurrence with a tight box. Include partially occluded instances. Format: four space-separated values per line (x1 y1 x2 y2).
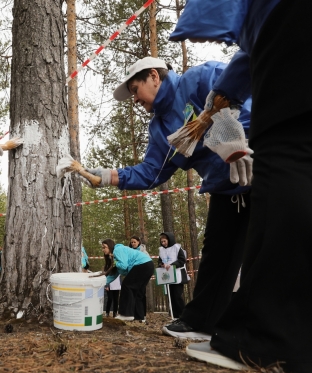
50 272 106 331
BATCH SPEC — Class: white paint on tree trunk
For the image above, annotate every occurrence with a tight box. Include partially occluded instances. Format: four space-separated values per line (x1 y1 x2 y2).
58 127 70 156
22 120 43 151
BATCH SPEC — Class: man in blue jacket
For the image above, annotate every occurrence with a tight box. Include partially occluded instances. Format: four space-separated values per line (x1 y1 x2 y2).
169 1 312 372
83 56 252 342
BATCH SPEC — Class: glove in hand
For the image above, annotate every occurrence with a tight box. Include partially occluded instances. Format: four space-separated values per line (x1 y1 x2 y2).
230 147 253 186
204 107 247 163
80 167 112 188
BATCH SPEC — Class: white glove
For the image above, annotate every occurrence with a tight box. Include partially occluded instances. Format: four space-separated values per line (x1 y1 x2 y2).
230 147 253 186
80 167 112 188
204 90 217 111
204 107 247 163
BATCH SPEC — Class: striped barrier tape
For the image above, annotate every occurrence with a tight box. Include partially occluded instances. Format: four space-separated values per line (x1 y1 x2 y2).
0 131 9 140
75 185 201 207
66 0 155 83
89 255 201 261
0 185 201 217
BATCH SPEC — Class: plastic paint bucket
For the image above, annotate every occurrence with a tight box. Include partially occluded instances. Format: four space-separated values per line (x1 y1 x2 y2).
50 272 106 331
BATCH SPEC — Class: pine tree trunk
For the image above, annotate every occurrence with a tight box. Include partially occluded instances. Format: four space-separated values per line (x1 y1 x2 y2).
0 0 78 319
123 190 131 240
175 0 199 287
129 104 146 244
67 0 82 254
187 169 199 286
149 1 157 58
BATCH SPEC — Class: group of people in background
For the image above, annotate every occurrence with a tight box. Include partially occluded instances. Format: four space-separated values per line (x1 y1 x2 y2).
83 232 189 323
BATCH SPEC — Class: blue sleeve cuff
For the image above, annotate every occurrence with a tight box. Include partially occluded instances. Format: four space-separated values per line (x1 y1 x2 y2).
213 50 251 105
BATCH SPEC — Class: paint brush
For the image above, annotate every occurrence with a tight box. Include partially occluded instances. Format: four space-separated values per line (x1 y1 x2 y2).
56 154 102 187
0 137 24 151
167 95 230 157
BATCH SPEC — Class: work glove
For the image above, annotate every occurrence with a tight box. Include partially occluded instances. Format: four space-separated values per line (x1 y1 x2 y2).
230 147 253 186
203 107 247 163
80 167 112 188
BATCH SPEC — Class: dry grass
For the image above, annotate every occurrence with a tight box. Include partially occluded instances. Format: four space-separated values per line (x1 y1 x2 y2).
0 313 285 373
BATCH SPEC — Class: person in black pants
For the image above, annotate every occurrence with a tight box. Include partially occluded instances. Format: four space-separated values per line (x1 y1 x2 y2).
102 240 120 317
104 275 121 318
162 193 249 338
102 239 154 322
210 2 312 372
169 0 312 371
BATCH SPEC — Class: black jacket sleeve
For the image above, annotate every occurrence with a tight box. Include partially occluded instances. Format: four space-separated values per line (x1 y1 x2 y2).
158 256 164 267
171 248 186 268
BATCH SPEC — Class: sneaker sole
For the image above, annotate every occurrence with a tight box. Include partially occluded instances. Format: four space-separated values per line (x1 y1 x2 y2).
162 326 211 341
186 342 247 370
115 316 134 321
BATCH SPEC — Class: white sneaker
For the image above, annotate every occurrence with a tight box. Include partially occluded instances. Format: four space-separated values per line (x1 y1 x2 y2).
186 341 247 370
162 326 211 341
115 315 134 321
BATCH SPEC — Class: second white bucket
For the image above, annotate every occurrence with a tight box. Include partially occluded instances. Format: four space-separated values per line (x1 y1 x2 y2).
50 272 106 331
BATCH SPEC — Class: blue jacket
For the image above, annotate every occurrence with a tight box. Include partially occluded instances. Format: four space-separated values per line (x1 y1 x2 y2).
168 0 280 115
106 244 152 285
117 61 251 195
169 0 281 56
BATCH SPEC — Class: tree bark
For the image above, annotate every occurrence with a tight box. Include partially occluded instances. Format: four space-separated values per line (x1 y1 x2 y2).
175 0 199 285
149 1 157 58
67 0 82 258
129 103 146 244
187 169 199 285
123 190 131 241
0 0 77 318
149 1 174 235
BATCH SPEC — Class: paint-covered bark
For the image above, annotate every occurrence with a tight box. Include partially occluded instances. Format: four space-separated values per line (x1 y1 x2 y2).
0 0 78 318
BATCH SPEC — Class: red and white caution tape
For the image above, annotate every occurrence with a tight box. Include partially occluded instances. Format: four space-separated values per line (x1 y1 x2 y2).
74 185 201 207
66 0 155 84
89 255 201 261
0 131 9 140
0 185 201 217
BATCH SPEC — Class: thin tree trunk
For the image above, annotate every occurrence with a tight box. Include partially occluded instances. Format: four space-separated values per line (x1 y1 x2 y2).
129 104 146 244
67 0 82 255
146 1 162 312
123 190 131 240
0 0 77 318
187 169 199 286
176 0 199 286
149 1 157 57
149 1 174 234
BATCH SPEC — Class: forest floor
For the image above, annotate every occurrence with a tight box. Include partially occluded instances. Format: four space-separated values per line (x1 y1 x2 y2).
0 312 284 373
